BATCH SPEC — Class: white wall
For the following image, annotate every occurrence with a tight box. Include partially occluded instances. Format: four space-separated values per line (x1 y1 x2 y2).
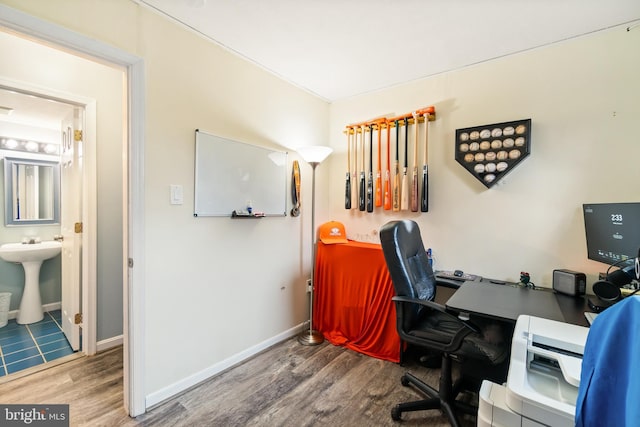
137 7 328 396
328 25 640 289
0 0 329 404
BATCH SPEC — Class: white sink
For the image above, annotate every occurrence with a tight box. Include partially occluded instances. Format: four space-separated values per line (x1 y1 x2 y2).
0 241 62 324
0 241 62 263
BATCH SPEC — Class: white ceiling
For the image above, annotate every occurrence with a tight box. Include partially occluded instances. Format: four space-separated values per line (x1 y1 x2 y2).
140 0 640 102
0 87 74 130
1 1 639 127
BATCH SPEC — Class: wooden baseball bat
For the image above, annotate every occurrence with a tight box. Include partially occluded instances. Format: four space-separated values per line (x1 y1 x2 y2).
418 106 435 212
421 114 429 212
352 127 358 209
411 112 419 212
375 121 382 207
359 125 366 211
345 126 351 209
401 118 409 210
366 124 374 212
383 120 392 210
392 119 400 211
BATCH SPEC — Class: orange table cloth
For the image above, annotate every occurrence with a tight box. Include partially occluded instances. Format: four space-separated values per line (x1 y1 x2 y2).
314 240 400 363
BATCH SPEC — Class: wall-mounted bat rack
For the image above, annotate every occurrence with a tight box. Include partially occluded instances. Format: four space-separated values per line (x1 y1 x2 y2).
343 106 436 214
344 109 436 134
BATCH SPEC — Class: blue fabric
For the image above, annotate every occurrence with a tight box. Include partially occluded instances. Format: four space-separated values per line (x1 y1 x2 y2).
575 296 640 427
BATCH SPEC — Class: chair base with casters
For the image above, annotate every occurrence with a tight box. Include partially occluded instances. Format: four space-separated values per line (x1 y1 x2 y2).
391 348 509 425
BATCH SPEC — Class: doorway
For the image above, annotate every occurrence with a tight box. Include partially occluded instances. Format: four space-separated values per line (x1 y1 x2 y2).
0 3 146 416
0 86 88 375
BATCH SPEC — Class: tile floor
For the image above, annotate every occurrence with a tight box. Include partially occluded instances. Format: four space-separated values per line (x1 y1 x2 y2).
0 310 75 376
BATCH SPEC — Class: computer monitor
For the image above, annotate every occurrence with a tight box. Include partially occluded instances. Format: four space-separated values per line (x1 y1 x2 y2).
583 202 640 266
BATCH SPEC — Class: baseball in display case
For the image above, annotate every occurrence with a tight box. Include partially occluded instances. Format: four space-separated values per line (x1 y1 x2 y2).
455 118 531 188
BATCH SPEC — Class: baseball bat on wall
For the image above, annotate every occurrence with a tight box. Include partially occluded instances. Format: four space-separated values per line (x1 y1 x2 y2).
401 117 409 211
383 120 392 210
367 124 374 212
375 121 383 207
392 119 400 212
359 125 366 211
345 127 351 209
411 112 419 212
419 106 435 212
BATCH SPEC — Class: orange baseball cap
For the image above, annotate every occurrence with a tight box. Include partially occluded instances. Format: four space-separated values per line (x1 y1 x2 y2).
318 221 348 244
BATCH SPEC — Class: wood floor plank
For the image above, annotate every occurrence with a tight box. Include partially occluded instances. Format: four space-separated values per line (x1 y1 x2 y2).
0 339 478 426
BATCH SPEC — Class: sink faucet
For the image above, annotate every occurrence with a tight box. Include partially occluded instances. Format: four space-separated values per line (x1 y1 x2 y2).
22 237 41 245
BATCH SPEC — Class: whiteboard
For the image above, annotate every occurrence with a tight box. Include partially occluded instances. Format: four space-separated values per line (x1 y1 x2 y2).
194 130 288 217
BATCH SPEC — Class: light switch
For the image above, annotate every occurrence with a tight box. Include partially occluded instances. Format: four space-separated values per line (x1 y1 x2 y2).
170 184 183 205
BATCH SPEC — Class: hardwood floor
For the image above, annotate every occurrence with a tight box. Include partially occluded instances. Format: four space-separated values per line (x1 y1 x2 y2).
0 339 478 426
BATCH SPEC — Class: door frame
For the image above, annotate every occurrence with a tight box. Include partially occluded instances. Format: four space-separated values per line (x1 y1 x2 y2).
0 4 147 417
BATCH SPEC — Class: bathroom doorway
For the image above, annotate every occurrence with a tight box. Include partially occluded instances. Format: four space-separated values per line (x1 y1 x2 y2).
0 84 95 367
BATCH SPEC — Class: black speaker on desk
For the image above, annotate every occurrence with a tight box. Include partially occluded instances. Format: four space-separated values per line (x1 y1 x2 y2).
552 269 586 296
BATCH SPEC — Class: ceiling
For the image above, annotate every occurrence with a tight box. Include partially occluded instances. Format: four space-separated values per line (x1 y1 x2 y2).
0 87 74 131
1 1 639 128
139 0 640 102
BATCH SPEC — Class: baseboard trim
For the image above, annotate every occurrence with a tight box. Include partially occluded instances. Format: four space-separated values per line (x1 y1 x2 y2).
97 335 123 352
145 323 304 409
8 302 62 320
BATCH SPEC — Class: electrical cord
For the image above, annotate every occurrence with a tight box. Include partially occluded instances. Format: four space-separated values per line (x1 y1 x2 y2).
605 257 635 279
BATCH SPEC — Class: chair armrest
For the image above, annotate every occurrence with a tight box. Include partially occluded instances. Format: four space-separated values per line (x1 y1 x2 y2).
391 295 480 334
435 278 462 290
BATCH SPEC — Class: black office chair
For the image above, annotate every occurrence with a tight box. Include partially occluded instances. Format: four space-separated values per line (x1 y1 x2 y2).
380 220 509 426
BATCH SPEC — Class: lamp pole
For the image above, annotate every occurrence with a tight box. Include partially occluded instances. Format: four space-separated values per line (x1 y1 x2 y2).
298 161 323 345
296 145 332 346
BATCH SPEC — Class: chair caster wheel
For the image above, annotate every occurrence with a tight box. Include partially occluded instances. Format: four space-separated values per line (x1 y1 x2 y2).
400 375 410 387
391 405 402 421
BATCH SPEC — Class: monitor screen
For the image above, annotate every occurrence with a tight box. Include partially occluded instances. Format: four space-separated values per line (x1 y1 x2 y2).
583 202 640 265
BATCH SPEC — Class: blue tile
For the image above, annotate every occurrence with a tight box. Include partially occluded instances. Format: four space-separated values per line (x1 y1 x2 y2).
28 323 60 337
39 338 71 354
0 311 70 376
6 355 44 374
43 347 74 362
46 310 62 323
35 331 66 346
1 338 37 355
0 320 23 333
0 329 32 346
3 347 42 365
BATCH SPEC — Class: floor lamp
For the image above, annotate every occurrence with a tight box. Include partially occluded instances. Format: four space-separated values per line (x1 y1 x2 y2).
296 145 333 346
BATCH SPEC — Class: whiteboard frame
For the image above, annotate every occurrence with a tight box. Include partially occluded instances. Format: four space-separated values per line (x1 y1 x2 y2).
194 129 288 217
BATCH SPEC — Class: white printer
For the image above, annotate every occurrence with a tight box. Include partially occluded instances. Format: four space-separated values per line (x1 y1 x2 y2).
478 315 589 427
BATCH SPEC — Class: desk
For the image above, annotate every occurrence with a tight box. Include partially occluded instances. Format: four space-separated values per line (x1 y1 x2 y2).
445 280 589 327
314 241 400 362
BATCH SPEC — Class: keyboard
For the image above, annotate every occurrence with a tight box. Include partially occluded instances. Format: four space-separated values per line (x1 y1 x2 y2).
584 311 599 325
436 270 481 282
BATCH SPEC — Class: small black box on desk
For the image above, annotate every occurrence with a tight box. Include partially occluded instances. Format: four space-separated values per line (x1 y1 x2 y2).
552 269 586 296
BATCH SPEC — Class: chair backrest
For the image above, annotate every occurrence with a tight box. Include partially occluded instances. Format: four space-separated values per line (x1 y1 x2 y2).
380 220 437 328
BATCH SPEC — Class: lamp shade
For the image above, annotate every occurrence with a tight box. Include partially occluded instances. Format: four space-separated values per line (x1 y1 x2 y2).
297 145 332 164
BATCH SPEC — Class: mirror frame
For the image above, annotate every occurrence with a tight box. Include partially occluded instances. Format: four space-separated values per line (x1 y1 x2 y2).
3 156 60 226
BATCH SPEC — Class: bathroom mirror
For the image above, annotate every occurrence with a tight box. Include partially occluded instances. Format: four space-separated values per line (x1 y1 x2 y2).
4 157 60 225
